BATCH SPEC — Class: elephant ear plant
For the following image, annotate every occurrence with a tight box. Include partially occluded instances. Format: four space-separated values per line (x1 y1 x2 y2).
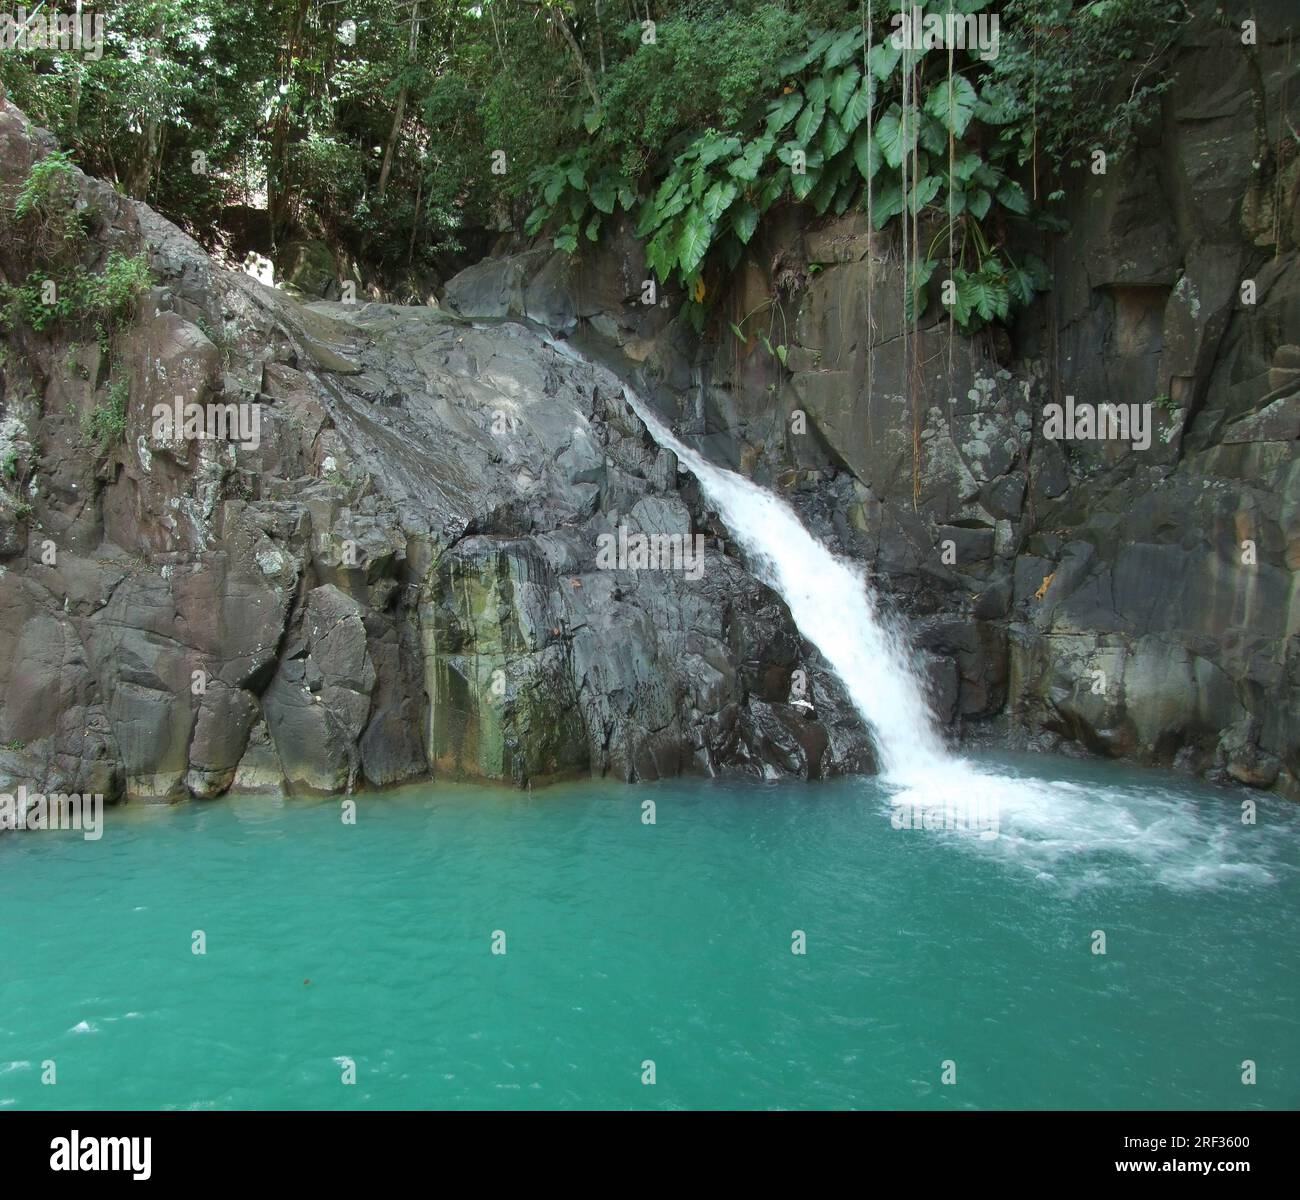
523 0 1184 339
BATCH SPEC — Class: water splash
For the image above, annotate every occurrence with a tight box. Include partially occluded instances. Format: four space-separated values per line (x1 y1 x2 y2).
546 337 1279 889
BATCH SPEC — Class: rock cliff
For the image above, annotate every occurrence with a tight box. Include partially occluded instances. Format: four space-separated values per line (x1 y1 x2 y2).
444 9 1299 795
1 8 1296 803
0 100 873 802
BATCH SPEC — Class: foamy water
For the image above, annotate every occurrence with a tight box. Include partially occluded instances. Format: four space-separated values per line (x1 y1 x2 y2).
543 345 1285 891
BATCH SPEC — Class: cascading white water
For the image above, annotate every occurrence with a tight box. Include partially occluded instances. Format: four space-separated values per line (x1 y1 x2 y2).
607 379 1075 843
541 335 1286 884
539 330 950 781
615 383 948 783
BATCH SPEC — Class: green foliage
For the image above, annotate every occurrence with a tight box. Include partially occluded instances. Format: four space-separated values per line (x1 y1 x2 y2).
195 314 230 349
0 2 268 237
730 296 790 368
982 0 1189 171
1 155 150 338
84 253 154 321
518 0 1181 334
83 376 131 451
0 0 1182 321
591 3 804 180
524 8 1052 331
9 150 87 264
0 253 151 334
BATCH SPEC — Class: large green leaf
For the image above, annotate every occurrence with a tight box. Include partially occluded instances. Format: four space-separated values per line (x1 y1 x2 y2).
810 170 840 215
948 269 977 327
589 178 617 214
731 200 760 245
996 178 1031 215
728 136 772 182
697 133 743 168
777 29 834 77
821 111 850 159
870 177 905 228
756 167 791 211
829 66 861 116
794 80 827 146
918 112 947 156
652 170 685 213
775 47 816 79
654 183 690 228
925 75 978 137
953 151 982 183
840 76 874 133
867 39 902 81
646 223 677 279
765 91 803 136
543 171 565 207
972 267 1010 321
701 179 739 221
905 257 938 323
874 104 914 169
1007 264 1037 306
852 125 883 182
676 208 714 276
777 141 823 170
974 80 1019 126
791 167 820 202
823 28 865 70
909 175 942 213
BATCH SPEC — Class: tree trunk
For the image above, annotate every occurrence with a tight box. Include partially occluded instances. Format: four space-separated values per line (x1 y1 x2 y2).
378 3 421 201
522 1 600 109
553 7 601 110
268 0 312 241
127 19 166 199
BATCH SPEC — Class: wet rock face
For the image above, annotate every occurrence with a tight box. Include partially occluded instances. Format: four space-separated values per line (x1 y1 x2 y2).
0 100 875 802
434 15 1300 795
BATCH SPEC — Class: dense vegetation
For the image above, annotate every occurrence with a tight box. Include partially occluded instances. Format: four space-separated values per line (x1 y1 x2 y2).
0 150 151 455
0 0 1187 329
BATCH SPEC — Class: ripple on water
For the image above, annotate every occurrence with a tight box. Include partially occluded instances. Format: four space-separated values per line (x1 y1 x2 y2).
0 760 1296 1110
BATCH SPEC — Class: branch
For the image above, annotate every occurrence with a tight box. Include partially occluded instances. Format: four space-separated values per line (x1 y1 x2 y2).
520 0 601 110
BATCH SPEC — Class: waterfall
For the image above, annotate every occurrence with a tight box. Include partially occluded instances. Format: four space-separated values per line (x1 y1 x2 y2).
615 381 949 784
545 334 1262 869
